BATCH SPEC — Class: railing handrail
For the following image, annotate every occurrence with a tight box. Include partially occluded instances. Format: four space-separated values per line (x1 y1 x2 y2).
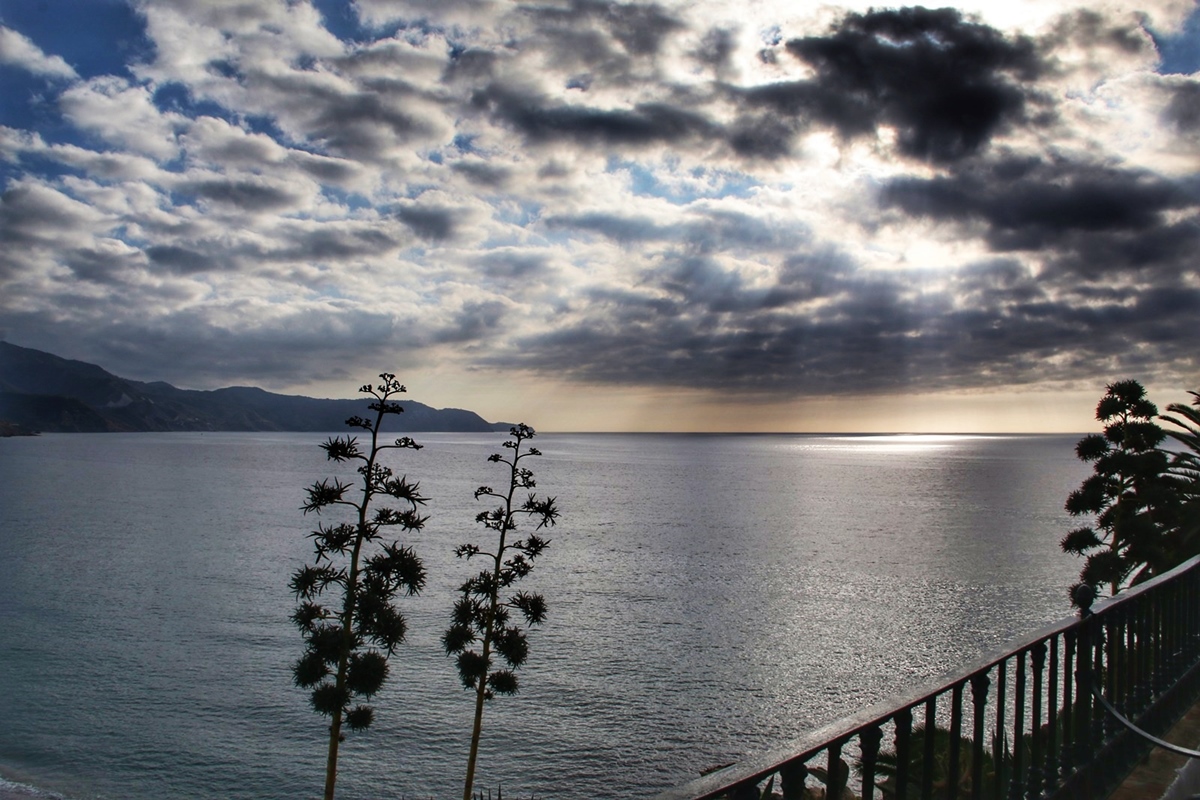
653 554 1200 800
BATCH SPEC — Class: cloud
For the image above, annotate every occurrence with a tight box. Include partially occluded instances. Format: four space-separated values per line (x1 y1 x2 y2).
474 83 719 147
879 157 1200 276
395 203 458 241
172 174 313 214
272 223 401 261
60 77 184 160
0 0 1196 416
450 158 512 188
1165 80 1200 130
485 244 1199 396
145 244 217 274
745 7 1046 163
0 26 78 80
474 248 553 281
527 0 687 60
0 181 107 252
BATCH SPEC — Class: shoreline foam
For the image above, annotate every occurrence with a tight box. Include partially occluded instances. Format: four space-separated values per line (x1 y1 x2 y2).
0 777 71 800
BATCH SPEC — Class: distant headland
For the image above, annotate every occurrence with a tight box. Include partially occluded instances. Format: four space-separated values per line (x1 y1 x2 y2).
0 342 508 435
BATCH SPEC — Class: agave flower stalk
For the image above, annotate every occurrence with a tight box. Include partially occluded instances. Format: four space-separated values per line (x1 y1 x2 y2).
290 374 429 800
443 424 560 800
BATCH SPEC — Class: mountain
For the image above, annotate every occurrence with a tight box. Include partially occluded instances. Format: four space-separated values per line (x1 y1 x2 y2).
0 342 508 434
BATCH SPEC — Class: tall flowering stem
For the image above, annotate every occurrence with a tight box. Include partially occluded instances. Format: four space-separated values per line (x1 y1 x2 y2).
443 424 560 800
290 374 428 800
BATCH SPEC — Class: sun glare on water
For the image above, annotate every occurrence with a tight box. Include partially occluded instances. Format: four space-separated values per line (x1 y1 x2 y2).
815 433 1003 453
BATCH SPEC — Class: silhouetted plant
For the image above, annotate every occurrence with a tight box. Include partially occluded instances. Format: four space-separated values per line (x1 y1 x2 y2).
1061 380 1180 599
290 374 429 800
443 424 560 800
1161 390 1200 557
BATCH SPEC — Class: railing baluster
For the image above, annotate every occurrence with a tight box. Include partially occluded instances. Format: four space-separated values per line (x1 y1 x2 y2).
860 725 883 800
1121 607 1131 717
1027 643 1045 800
949 683 964 800
895 707 913 800
1106 610 1121 741
828 740 847 800
1073 602 1095 797
1150 589 1163 697
1092 615 1106 749
970 672 990 800
1059 631 1075 781
1136 596 1152 712
779 759 808 800
922 698 936 800
995 658 1008 800
1008 650 1026 800
1044 635 1059 795
1172 580 1180 676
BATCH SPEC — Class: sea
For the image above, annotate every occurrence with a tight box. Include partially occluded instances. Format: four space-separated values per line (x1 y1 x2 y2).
0 431 1090 800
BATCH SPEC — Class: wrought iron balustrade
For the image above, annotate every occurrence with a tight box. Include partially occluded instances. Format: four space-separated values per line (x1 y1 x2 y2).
654 555 1200 800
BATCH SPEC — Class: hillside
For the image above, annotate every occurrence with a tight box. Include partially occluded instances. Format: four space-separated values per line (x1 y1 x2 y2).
0 342 506 434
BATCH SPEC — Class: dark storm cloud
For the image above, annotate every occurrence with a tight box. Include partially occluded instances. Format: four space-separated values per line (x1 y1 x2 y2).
1165 81 1200 130
0 183 96 249
476 250 550 280
0 184 103 279
146 244 217 274
1039 9 1152 55
880 157 1200 275
395 204 457 241
133 225 401 277
1050 221 1200 278
175 178 306 212
450 160 511 188
434 300 508 344
443 48 499 83
488 244 1198 395
251 226 401 261
308 93 429 155
65 247 140 284
725 113 800 159
737 7 1045 163
657 254 807 312
954 257 1046 304
594 0 683 56
882 160 1187 233
474 84 717 146
291 153 361 186
473 7 1045 162
694 27 736 72
490 287 950 395
254 72 439 160
525 0 685 57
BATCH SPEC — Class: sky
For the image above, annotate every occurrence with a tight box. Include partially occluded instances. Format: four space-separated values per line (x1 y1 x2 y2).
0 0 1197 432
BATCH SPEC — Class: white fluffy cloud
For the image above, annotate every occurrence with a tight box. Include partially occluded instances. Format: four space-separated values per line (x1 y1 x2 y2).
0 26 77 79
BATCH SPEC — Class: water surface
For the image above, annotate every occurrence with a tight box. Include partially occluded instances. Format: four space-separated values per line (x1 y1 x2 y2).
0 432 1088 799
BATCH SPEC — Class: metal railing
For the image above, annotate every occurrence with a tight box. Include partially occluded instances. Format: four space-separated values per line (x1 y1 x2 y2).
654 555 1200 800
